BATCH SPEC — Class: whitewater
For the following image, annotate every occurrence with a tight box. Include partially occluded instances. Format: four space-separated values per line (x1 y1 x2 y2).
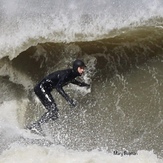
0 0 163 162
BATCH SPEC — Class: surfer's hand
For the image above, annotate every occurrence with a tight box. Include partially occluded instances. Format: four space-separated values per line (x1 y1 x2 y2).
85 84 90 89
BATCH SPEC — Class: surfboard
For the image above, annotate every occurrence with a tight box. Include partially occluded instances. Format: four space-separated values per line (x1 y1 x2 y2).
26 116 58 136
26 122 45 136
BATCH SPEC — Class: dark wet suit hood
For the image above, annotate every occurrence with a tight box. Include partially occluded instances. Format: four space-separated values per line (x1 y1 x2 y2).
73 59 86 74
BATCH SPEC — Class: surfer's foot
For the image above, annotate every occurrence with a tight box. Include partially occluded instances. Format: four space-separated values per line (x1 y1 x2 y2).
26 122 42 133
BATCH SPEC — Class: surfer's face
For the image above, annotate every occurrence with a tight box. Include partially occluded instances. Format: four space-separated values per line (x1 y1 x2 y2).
77 67 85 75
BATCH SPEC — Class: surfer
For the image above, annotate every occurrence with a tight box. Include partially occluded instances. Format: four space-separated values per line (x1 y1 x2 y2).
28 59 90 131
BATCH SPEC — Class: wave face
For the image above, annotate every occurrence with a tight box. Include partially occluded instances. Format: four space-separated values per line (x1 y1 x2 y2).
0 0 163 162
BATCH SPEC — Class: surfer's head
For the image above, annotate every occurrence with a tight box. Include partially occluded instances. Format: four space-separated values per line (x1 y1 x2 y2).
73 59 86 75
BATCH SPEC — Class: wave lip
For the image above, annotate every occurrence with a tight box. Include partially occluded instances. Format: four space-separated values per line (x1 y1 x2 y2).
1 0 163 60
1 21 163 89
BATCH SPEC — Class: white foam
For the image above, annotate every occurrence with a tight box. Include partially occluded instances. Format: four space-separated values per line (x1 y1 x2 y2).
0 144 162 163
0 100 20 127
0 99 29 128
0 0 163 59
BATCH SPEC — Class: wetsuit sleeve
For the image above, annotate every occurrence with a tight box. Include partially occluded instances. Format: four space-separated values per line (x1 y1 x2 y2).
56 77 75 106
71 79 90 87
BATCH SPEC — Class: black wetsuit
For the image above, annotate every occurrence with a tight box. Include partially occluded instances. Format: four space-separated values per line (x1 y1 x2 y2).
33 68 89 125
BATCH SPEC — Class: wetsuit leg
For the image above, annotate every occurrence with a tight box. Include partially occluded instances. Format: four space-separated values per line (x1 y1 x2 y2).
34 84 58 125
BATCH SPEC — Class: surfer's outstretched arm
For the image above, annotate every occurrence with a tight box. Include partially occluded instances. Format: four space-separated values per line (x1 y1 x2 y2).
71 79 90 88
56 77 76 107
56 86 76 107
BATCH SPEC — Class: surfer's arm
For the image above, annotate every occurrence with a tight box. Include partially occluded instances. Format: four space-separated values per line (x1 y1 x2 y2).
56 78 76 107
71 79 90 88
